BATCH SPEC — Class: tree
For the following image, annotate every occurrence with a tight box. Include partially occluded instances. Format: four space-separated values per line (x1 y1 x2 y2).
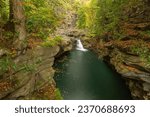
9 0 26 51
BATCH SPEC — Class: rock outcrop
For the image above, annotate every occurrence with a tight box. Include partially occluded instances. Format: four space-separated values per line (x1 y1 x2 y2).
108 48 150 100
85 38 150 99
0 38 72 100
84 0 150 99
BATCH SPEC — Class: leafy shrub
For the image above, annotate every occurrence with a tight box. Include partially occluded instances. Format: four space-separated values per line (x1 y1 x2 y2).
24 0 60 40
77 6 87 28
0 0 9 26
41 36 63 47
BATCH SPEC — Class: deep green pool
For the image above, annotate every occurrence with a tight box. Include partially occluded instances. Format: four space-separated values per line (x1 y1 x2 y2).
54 50 132 100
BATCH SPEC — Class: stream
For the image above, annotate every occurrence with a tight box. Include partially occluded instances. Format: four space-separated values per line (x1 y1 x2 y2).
54 40 132 100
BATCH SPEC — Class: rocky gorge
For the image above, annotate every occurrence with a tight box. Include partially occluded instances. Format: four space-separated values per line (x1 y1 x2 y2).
83 1 150 100
1 0 150 100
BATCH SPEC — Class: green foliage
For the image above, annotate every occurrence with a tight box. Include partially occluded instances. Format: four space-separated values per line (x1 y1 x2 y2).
77 0 130 38
77 6 87 28
145 30 150 36
54 88 63 100
0 56 37 74
0 53 42 75
131 43 150 67
141 30 150 36
0 0 9 25
24 0 59 39
2 31 14 40
54 36 63 42
20 63 36 72
0 56 16 73
24 0 73 40
41 36 63 47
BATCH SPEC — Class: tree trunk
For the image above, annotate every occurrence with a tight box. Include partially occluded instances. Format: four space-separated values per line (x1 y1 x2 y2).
9 0 27 51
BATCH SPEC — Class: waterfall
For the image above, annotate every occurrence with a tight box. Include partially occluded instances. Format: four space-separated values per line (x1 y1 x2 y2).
76 39 87 51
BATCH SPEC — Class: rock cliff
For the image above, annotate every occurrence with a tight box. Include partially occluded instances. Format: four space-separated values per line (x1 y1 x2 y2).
84 0 150 99
0 38 72 100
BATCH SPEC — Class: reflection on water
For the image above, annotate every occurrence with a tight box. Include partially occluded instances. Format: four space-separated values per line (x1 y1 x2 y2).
54 50 132 100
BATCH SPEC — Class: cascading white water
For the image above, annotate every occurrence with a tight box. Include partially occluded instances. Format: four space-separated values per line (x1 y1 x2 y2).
76 39 87 51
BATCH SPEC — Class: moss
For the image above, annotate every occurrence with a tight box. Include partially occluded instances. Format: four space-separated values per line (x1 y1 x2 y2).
130 42 150 67
41 36 63 47
54 88 63 100
140 30 150 36
0 56 17 74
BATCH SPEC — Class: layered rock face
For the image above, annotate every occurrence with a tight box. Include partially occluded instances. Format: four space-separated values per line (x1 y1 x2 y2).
0 39 72 100
102 46 150 100
85 1 150 99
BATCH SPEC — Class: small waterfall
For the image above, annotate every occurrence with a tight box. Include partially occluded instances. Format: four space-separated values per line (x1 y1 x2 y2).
76 39 87 51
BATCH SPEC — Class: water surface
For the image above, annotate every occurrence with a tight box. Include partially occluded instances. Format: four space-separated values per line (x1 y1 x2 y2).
54 50 132 100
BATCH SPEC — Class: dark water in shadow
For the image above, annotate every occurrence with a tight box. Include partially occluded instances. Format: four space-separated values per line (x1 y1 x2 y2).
54 50 132 100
